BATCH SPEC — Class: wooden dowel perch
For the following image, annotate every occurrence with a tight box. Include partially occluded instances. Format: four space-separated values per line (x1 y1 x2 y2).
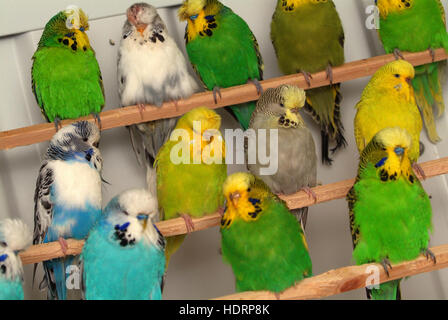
18 156 448 266
215 244 448 300
1 48 447 150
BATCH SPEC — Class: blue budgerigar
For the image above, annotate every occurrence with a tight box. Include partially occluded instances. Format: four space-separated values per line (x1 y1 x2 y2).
81 189 165 300
0 219 33 300
118 3 199 194
33 121 103 300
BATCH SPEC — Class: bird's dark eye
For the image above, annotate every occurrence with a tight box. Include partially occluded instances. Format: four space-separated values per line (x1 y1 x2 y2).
394 74 400 78
93 142 99 148
247 188 251 192
280 103 285 107
83 138 88 142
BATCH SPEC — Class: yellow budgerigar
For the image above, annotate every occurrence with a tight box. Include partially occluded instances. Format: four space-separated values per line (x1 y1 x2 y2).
354 60 422 171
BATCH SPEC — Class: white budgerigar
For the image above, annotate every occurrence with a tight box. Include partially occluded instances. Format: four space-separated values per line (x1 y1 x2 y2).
118 2 200 195
0 219 33 300
33 121 103 300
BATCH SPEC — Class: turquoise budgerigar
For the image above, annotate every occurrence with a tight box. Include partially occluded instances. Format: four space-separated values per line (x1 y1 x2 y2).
33 121 103 300
82 189 165 300
375 0 448 143
0 219 33 300
31 6 105 129
178 0 264 130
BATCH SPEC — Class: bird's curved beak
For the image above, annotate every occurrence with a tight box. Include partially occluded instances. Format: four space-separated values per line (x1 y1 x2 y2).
136 24 147 36
229 192 241 207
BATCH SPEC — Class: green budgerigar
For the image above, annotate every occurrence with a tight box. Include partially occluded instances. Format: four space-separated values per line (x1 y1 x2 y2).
32 6 104 129
178 0 264 130
155 107 227 267
347 127 434 300
221 172 312 294
376 0 448 143
271 0 346 165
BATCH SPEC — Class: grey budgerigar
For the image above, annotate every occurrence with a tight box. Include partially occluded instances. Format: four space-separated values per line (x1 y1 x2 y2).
248 85 317 228
118 2 200 196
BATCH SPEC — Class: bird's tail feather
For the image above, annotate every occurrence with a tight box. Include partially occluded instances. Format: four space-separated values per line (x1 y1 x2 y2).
413 63 445 143
44 258 70 300
290 207 308 231
226 101 256 130
146 165 158 198
304 85 346 165
368 279 401 300
128 118 178 170
165 234 186 268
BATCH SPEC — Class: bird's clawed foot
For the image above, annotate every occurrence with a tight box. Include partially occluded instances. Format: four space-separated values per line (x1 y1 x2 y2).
422 248 437 264
91 113 102 130
181 214 195 233
217 207 225 217
428 47 436 63
326 64 334 85
58 237 68 256
412 162 427 180
299 71 313 87
393 48 405 60
248 78 263 96
212 87 222 104
301 187 317 204
137 103 146 120
53 117 62 132
381 258 393 277
173 100 179 112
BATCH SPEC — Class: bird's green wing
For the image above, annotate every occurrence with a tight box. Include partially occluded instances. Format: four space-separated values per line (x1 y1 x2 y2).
436 0 446 25
31 47 104 122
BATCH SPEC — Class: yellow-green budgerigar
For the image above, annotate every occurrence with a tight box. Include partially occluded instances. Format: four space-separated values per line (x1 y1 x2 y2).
271 0 346 165
347 127 434 300
31 6 104 129
220 172 312 293
354 60 422 169
155 107 227 266
375 0 448 143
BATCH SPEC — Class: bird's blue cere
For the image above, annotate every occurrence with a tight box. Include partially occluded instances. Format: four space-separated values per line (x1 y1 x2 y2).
394 147 404 156
190 14 198 21
0 254 7 262
80 27 85 32
137 214 148 221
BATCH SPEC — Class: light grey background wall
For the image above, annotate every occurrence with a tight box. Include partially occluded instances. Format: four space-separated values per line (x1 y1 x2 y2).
1 0 448 300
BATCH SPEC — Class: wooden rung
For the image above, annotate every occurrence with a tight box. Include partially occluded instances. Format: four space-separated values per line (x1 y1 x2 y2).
18 156 448 266
1 48 446 150
214 244 448 300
